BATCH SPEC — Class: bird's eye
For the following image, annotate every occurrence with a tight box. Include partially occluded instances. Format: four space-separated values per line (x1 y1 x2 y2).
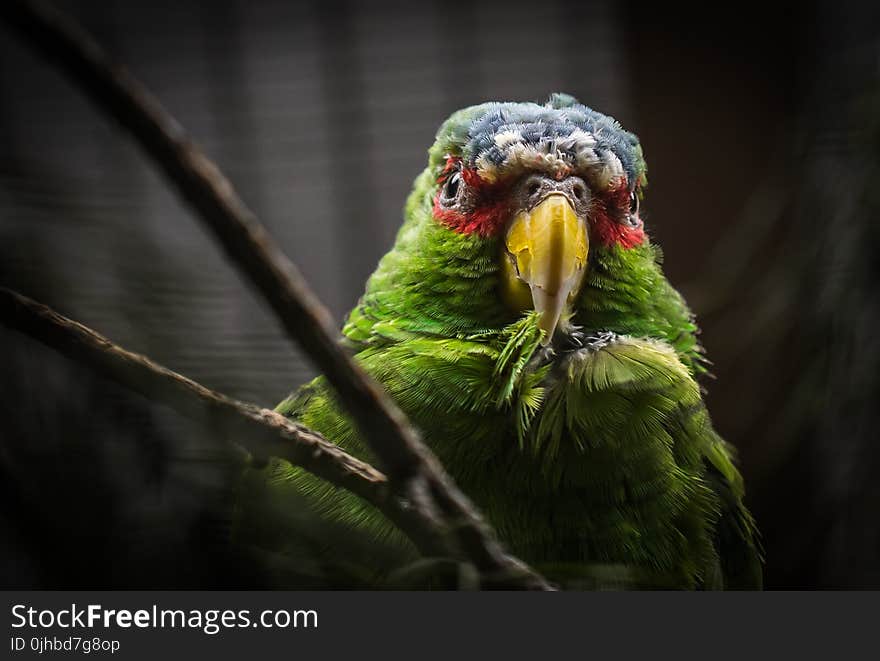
629 190 640 215
625 190 641 228
439 171 462 206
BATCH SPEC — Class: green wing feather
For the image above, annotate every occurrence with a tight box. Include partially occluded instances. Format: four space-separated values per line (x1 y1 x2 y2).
239 317 760 588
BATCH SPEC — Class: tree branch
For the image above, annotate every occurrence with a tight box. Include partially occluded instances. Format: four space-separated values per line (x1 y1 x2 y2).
0 287 390 508
0 0 553 588
0 287 460 565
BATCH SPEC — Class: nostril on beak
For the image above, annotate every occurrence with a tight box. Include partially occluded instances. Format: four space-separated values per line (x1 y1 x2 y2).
526 178 542 198
521 175 589 209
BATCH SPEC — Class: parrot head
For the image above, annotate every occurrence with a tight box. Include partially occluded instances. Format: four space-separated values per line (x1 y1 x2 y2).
350 93 701 372
423 93 648 344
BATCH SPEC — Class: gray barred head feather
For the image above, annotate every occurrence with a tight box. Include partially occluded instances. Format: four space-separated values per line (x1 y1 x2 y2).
428 94 646 191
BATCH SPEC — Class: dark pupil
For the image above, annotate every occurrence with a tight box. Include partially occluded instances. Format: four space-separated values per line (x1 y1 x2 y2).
444 172 460 200
629 191 639 214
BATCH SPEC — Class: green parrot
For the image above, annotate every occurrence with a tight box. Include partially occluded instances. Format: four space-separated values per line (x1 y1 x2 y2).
236 94 762 590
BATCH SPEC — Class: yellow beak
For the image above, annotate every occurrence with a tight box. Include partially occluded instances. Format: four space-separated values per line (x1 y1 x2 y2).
501 194 588 343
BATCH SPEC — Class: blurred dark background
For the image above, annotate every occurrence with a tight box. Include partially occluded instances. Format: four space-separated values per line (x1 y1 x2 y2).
1 0 878 588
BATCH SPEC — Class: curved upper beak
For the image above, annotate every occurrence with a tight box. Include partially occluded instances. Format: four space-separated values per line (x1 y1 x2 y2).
501 194 588 343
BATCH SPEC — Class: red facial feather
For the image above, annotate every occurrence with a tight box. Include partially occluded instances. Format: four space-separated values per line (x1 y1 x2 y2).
432 195 512 237
433 157 645 248
434 157 512 237
590 182 646 249
438 156 460 180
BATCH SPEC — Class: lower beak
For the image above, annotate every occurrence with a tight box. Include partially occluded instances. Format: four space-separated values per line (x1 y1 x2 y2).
501 194 588 343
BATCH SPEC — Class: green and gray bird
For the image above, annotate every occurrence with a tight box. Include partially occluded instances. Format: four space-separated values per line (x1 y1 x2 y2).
237 94 762 589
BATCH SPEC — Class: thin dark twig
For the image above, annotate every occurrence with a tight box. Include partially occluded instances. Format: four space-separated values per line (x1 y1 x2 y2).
0 287 457 558
0 0 552 588
0 287 390 508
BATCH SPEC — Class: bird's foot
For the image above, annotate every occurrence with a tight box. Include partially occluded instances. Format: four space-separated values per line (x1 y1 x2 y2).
554 327 618 353
530 328 619 370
